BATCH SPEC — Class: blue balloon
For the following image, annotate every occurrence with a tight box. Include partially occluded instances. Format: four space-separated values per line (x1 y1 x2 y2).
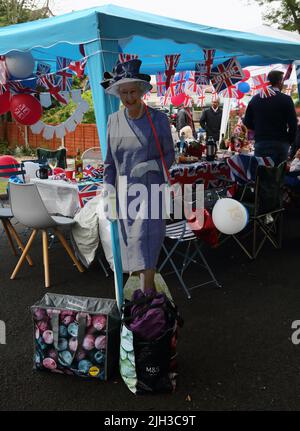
238 82 250 94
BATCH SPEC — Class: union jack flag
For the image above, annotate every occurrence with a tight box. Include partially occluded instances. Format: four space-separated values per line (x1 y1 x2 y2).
0 56 7 87
8 80 36 94
69 58 87 79
227 154 274 185
211 57 244 93
118 53 138 63
160 87 171 106
36 62 52 87
156 72 167 96
185 71 198 93
143 91 151 101
285 83 293 96
173 71 186 94
41 75 68 104
294 60 300 88
283 63 293 81
211 87 218 102
56 57 73 91
196 86 206 107
252 73 276 98
77 180 103 207
183 94 193 108
195 62 210 86
170 161 229 188
83 164 104 179
219 84 238 98
203 49 215 78
164 54 181 89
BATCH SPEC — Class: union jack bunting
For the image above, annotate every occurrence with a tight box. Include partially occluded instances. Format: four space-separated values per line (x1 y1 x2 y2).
36 62 52 87
185 71 199 93
0 56 7 86
8 80 36 94
143 91 151 101
211 87 218 102
77 180 103 207
285 84 293 96
118 53 138 63
160 87 171 106
195 62 210 86
210 57 244 93
196 86 206 107
283 63 293 81
56 57 73 91
219 84 238 98
203 49 216 78
173 71 186 94
227 154 274 185
41 76 68 104
252 73 276 98
294 60 300 88
183 94 193 108
69 58 87 79
164 54 181 89
83 164 104 179
156 72 167 97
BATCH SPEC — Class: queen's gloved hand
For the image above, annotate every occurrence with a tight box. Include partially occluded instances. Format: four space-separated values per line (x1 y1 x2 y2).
130 160 159 178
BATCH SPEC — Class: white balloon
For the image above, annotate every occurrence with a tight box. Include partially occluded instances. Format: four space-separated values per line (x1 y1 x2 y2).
212 198 248 235
5 51 35 79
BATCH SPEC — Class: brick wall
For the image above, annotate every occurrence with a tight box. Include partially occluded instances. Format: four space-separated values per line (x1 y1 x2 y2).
0 121 101 158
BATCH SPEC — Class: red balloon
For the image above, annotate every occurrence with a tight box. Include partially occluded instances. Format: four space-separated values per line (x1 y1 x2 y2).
0 90 11 115
241 69 251 82
236 90 244 100
0 155 19 177
171 93 186 107
10 94 42 126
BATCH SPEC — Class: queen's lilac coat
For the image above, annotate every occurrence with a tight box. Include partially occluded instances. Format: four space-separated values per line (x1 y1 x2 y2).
104 107 175 272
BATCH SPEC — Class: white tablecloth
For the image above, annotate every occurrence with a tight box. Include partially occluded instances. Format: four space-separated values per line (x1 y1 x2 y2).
31 178 80 217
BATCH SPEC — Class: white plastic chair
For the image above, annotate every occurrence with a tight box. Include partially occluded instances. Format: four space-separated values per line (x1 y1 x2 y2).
9 183 84 288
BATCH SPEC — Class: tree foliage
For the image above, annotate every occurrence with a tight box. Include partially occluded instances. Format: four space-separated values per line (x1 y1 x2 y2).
0 0 53 27
253 0 300 34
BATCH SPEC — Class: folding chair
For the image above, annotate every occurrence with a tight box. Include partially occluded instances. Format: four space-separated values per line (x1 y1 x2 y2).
230 161 286 259
159 219 221 299
37 148 67 169
82 147 103 168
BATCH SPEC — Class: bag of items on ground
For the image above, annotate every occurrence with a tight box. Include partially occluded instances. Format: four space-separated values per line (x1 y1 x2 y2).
120 274 183 394
31 293 120 380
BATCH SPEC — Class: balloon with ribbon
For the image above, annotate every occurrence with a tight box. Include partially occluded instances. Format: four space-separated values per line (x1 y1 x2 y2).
171 92 186 107
212 198 248 235
10 94 43 126
241 69 251 82
5 51 35 79
237 82 250 94
0 89 11 115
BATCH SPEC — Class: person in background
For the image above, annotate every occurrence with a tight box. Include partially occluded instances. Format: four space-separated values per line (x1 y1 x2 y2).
176 104 197 139
200 98 223 143
243 70 297 165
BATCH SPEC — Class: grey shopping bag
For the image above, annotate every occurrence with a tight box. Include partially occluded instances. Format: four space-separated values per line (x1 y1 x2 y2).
31 293 120 380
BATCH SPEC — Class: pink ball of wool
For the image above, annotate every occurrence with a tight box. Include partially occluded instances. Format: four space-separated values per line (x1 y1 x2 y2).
37 320 49 333
33 308 46 321
69 337 78 352
42 357 57 370
82 334 95 351
92 315 107 331
95 335 106 350
62 315 74 325
43 330 54 345
76 313 92 327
